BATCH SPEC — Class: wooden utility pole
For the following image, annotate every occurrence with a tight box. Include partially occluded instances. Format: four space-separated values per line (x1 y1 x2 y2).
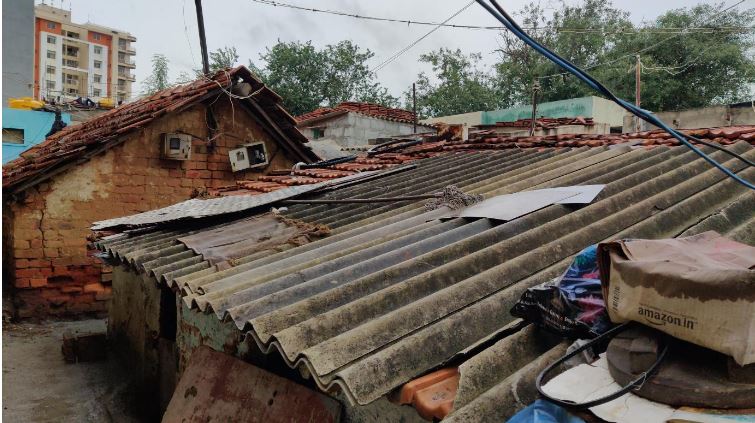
412 83 417 133
530 79 541 136
195 0 210 75
635 54 641 131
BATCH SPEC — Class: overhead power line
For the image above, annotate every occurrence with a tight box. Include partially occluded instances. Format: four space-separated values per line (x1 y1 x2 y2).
250 0 755 34
373 1 476 74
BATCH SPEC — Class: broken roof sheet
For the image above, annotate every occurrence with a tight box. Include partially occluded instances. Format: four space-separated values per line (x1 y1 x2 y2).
3 66 319 194
95 141 754 415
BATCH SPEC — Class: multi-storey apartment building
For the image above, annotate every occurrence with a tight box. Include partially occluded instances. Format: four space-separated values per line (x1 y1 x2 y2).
34 4 136 104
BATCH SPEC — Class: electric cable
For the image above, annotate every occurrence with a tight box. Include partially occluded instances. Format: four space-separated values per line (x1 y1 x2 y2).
476 0 754 190
249 0 755 34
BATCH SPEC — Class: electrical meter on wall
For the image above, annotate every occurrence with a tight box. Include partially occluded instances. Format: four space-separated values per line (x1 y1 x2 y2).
229 142 269 171
161 133 192 160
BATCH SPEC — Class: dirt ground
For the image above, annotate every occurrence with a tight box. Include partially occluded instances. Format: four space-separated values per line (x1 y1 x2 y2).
3 319 145 423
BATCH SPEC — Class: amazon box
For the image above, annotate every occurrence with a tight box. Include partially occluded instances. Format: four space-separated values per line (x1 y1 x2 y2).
598 231 755 366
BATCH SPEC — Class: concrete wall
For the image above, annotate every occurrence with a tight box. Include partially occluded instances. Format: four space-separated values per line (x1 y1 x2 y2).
623 103 755 132
2 108 72 163
2 0 35 106
481 96 626 127
301 112 435 148
5 100 300 318
108 266 176 420
421 111 483 127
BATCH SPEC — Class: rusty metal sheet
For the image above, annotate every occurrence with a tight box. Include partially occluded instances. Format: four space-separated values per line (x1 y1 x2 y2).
162 346 341 423
91 171 379 231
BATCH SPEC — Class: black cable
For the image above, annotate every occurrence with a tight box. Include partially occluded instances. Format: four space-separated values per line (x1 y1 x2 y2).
298 155 358 169
686 135 755 167
478 0 755 189
536 322 669 409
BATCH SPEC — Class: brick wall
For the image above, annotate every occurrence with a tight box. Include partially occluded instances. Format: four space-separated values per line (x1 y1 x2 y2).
5 100 302 318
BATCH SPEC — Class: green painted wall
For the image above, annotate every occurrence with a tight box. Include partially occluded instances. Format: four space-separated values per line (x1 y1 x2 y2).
481 96 595 125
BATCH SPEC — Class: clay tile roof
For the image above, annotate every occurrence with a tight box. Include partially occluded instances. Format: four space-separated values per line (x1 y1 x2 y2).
3 66 319 194
296 102 419 125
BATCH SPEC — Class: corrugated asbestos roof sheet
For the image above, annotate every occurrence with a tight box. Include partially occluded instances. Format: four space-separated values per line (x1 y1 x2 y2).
3 66 319 194
95 143 754 417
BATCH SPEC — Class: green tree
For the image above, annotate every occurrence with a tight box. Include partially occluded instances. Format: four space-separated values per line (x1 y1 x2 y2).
209 46 240 71
620 4 755 111
407 48 499 118
142 54 171 95
495 0 633 105
251 40 397 116
493 0 755 111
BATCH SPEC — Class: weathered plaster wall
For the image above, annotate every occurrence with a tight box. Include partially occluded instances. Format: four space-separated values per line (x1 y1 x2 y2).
7 100 301 318
302 113 434 147
623 103 755 132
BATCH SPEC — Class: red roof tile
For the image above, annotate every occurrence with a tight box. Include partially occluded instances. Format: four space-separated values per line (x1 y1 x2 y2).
3 66 319 193
296 102 419 125
209 123 755 198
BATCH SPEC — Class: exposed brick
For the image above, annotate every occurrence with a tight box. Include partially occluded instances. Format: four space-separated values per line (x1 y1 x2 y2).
43 248 60 258
14 278 31 288
60 286 83 294
83 283 105 293
29 278 48 288
13 240 30 249
185 170 201 179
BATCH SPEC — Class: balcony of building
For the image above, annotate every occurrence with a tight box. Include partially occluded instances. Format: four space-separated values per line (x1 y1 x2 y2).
117 71 135 82
117 41 136 55
118 54 136 68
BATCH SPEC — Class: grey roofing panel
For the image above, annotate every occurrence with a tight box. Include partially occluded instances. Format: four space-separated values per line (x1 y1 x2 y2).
97 143 755 414
91 170 383 231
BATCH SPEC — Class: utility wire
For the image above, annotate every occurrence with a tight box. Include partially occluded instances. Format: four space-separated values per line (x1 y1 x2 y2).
476 0 754 190
249 0 755 34
373 1 476 73
536 0 748 81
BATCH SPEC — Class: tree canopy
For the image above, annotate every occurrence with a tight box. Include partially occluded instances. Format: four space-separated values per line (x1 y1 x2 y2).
250 40 397 116
142 54 171 95
406 0 754 116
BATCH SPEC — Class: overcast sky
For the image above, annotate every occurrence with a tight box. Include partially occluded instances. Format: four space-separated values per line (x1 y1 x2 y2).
44 0 754 100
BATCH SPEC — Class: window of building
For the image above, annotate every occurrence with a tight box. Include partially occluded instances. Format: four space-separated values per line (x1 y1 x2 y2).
92 33 101 41
93 74 101 83
65 74 78 84
66 31 79 39
46 50 56 59
312 127 325 139
2 128 24 144
94 46 102 54
47 22 56 30
65 59 78 68
93 88 101 97
46 80 56 90
46 65 55 74
65 46 78 57
67 88 78 95
93 60 102 69
47 35 56 44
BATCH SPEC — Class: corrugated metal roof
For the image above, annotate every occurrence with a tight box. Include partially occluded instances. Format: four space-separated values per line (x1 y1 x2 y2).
91 170 386 230
95 142 754 416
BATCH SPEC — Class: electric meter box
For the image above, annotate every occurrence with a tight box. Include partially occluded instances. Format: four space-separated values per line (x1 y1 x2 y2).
229 142 269 172
161 133 192 160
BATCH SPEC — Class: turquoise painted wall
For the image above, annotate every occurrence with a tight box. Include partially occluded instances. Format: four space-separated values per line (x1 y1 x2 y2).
481 96 595 125
2 108 71 164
